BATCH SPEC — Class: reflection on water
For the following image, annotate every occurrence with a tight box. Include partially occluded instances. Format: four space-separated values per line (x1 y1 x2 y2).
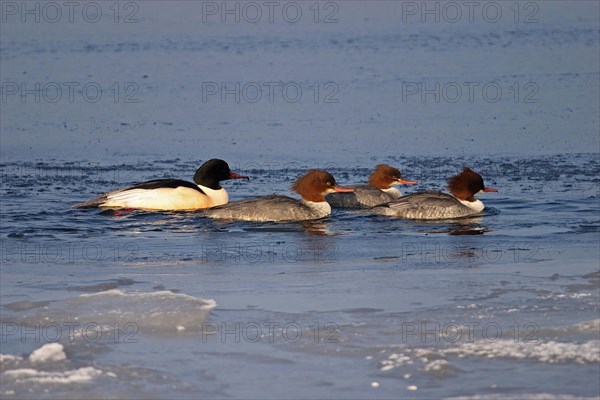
300 220 338 236
207 217 337 236
420 216 489 235
447 227 488 235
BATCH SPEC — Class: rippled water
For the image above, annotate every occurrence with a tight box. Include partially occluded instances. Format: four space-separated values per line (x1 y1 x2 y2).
2 1 600 399
1 154 599 399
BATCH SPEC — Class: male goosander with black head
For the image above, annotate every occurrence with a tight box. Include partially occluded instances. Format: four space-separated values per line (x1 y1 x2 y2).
73 159 248 211
204 170 354 222
326 164 417 208
370 167 497 219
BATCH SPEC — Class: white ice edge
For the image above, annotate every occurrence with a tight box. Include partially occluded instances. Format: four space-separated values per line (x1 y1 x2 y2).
381 339 600 372
79 289 217 306
3 366 102 384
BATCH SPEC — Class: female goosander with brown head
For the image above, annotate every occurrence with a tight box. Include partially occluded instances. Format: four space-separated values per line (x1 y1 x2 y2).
204 170 354 222
73 159 248 211
370 167 497 219
326 164 417 208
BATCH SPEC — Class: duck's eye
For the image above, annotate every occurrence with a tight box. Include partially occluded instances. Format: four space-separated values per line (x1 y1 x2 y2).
327 181 333 186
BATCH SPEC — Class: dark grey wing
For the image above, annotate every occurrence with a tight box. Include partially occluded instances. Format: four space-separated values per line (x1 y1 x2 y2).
353 186 396 207
372 191 472 219
326 185 361 208
388 191 458 208
327 185 393 208
72 179 202 208
204 195 310 222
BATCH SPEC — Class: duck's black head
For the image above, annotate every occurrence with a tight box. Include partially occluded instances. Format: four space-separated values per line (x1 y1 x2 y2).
193 159 249 189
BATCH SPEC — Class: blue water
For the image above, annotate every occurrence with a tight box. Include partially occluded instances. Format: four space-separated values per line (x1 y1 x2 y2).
1 2 599 399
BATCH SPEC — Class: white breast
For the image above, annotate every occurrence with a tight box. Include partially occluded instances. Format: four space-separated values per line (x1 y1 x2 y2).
198 185 228 207
300 200 332 218
459 198 485 213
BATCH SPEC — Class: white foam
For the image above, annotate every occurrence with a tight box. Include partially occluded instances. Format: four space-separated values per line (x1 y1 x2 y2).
380 353 412 371
539 292 596 300
423 359 449 372
0 354 23 363
573 319 600 332
28 343 66 363
380 338 599 375
2 343 102 386
3 367 102 384
442 339 600 364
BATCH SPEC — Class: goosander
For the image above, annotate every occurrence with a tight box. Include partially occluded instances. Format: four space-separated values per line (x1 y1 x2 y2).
204 170 353 222
73 159 248 211
326 164 417 208
370 167 497 219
